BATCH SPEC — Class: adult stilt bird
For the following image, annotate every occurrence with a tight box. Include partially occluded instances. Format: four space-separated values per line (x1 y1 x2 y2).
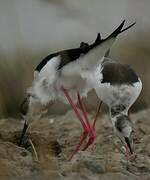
19 20 136 158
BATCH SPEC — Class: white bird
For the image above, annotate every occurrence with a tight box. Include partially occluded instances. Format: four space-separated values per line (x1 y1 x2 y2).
88 49 142 159
19 20 135 158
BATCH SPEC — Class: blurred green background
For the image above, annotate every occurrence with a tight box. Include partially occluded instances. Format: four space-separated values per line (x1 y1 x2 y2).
0 0 150 118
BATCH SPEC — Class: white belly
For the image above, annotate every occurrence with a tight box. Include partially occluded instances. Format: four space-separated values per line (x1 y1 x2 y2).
55 73 92 104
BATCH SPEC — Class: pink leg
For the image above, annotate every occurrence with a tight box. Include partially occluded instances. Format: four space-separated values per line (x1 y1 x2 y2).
82 101 102 151
61 87 90 159
77 92 96 151
92 101 102 130
77 92 92 131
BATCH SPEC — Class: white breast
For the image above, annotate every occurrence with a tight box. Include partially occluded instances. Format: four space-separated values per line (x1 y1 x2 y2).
29 55 93 105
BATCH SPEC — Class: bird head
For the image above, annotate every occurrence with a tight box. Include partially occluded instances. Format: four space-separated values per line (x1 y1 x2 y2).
113 114 134 155
20 93 30 116
20 91 42 118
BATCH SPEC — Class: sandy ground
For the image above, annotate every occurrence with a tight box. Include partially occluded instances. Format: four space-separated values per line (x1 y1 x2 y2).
0 108 150 180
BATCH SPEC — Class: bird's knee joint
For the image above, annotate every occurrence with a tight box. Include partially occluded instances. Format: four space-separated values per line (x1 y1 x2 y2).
84 128 90 135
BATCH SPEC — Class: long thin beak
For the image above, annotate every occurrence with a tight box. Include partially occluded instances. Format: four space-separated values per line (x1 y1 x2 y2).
124 137 133 154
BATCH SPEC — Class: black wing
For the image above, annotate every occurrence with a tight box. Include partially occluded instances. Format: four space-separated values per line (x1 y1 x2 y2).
35 52 58 72
101 62 139 85
35 47 90 72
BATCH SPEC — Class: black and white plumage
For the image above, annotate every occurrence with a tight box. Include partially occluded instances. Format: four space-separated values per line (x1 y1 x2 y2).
19 20 136 158
89 51 142 157
27 35 113 106
25 20 135 107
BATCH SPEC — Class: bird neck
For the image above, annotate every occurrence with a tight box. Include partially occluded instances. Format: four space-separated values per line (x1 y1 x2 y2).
110 105 128 117
110 114 119 126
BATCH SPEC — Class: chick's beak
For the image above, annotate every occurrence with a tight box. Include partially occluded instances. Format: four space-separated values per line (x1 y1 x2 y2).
124 137 133 154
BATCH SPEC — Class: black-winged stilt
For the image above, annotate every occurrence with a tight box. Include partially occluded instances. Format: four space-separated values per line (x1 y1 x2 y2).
89 49 142 160
19 20 136 158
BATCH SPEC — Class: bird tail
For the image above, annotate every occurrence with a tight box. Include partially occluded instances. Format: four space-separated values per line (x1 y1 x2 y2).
80 20 135 69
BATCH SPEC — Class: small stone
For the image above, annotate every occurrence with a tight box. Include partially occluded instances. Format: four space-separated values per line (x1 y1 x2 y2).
49 118 54 124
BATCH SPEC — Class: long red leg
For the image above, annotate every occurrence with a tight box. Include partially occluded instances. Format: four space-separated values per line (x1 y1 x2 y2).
92 101 102 130
61 87 89 158
62 87 88 130
77 92 96 151
82 101 102 151
77 92 91 131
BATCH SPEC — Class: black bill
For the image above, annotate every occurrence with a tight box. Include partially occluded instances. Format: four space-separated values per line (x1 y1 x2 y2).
124 137 133 154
